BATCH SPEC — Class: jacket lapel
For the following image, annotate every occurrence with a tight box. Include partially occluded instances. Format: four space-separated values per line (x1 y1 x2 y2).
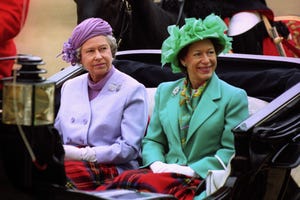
187 73 221 141
167 84 182 142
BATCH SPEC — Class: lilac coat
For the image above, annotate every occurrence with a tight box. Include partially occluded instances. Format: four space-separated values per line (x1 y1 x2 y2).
54 68 148 172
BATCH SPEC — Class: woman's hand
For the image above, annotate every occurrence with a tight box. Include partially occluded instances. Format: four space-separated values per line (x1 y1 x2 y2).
150 161 197 177
63 145 97 162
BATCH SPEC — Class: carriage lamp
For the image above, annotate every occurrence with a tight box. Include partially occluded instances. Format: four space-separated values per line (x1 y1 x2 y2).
2 55 55 126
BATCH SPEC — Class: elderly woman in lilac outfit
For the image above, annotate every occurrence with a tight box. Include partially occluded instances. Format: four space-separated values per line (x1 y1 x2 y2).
54 18 148 190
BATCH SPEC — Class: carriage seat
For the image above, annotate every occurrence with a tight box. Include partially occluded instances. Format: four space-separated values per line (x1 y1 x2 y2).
146 87 269 118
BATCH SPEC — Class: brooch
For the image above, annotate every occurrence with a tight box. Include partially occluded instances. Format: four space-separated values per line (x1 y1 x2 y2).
172 86 180 96
108 83 121 92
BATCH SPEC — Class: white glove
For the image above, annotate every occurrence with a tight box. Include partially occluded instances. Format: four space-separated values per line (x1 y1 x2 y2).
150 161 166 172
63 145 97 162
150 161 196 177
174 165 197 177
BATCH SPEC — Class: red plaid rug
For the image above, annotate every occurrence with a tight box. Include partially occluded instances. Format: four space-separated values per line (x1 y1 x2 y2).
96 169 202 200
64 160 118 190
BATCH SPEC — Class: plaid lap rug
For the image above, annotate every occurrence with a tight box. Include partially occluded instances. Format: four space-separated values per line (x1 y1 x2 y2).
96 168 202 200
64 160 118 190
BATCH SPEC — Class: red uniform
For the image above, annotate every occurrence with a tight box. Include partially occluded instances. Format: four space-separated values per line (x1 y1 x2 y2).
0 0 30 86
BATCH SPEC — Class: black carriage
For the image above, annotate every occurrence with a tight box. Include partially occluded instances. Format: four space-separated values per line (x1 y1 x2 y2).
0 51 299 199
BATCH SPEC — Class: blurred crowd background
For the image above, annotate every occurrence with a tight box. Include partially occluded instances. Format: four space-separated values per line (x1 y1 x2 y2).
15 1 77 77
14 0 300 78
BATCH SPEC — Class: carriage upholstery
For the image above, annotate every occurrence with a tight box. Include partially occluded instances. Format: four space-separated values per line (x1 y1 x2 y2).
50 63 269 118
114 50 300 102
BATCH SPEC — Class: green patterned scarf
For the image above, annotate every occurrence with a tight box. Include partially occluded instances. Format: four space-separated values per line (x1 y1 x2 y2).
178 78 207 146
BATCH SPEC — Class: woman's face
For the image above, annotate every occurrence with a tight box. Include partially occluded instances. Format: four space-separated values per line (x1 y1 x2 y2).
80 35 113 82
180 39 217 88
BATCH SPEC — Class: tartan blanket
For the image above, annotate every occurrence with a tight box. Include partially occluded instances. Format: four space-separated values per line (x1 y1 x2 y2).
64 160 118 190
96 169 202 200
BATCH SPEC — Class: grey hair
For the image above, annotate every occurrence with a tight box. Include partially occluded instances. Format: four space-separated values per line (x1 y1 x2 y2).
106 35 118 58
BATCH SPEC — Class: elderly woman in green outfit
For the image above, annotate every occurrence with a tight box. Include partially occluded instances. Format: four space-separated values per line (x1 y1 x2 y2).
97 13 249 200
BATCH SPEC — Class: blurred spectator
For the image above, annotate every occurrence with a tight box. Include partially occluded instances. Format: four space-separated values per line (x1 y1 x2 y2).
0 0 30 88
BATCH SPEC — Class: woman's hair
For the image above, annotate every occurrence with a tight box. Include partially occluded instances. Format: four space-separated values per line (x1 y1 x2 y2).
177 44 189 73
210 38 224 55
106 35 118 58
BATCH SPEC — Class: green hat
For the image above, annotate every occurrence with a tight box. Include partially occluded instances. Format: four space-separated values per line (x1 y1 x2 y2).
161 13 232 73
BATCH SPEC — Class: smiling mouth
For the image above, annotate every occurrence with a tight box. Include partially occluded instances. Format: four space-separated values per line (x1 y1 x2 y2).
197 66 211 72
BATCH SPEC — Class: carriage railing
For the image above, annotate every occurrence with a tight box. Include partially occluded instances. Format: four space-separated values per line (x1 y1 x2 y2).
113 50 300 102
48 50 300 91
115 49 300 67
205 82 300 200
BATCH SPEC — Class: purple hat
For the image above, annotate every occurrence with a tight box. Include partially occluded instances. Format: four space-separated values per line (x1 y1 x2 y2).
61 18 113 65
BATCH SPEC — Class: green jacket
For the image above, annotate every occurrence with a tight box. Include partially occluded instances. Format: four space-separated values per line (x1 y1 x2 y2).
142 73 249 178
